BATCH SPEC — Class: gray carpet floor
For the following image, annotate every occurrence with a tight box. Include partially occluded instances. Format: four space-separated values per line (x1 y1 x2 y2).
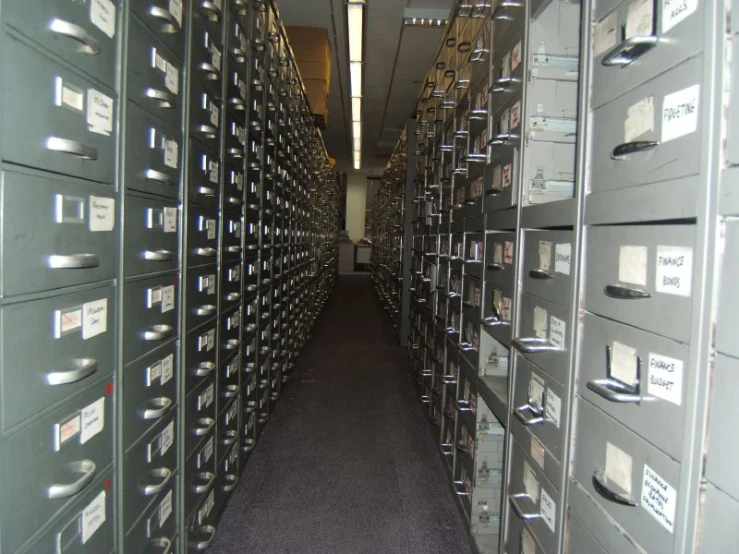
208 275 472 554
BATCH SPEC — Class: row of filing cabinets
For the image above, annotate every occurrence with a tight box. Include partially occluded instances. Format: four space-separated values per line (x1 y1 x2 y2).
0 0 340 553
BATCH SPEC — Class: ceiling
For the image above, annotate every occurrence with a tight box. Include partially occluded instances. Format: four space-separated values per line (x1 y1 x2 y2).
275 0 453 175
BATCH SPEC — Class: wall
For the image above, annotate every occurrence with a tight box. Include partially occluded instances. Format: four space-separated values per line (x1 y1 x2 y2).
345 171 367 242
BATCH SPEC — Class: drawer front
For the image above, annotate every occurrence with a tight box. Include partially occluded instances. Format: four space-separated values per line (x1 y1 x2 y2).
1 382 114 554
224 110 247 164
579 312 687 460
187 139 221 208
219 395 240 450
220 352 241 403
484 231 516 287
506 510 546 554
223 159 246 212
1 37 116 184
186 205 219 266
522 229 574 306
572 399 681 553
716 219 739 358
225 63 248 114
123 413 178 529
123 193 180 276
125 100 182 199
185 263 218 332
189 87 222 152
123 479 177 552
483 148 519 212
245 172 261 209
189 8 223 97
1 285 115 433
184 433 217 520
216 440 240 509
565 510 607 554
221 212 244 259
130 0 186 60
1 170 116 297
591 0 704 109
590 55 703 196
184 322 218 394
186 489 217 550
122 273 180 363
705 354 739 502
219 306 242 360
122 341 178 450
481 280 514 347
5 0 119 88
220 258 244 310
584 224 695 342
185 377 217 458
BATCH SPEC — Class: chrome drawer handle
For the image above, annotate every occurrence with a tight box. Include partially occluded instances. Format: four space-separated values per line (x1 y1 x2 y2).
452 480 469 497
611 140 659 159
508 493 540 521
141 397 173 420
227 148 245 159
486 187 503 196
147 537 172 554
145 169 177 186
47 253 99 269
142 467 173 496
226 246 242 253
489 132 519 145
460 342 475 352
197 186 218 197
226 196 243 206
145 87 178 109
148 6 181 33
231 0 248 14
195 247 217 258
421 369 433 377
512 337 560 354
529 268 554 280
198 62 221 80
143 325 174 341
488 262 505 271
514 403 545 426
193 362 216 377
592 469 638 506
195 305 217 316
490 76 518 94
200 0 222 19
242 439 256 453
221 430 238 446
222 384 239 398
224 339 239 350
193 417 216 436
221 473 239 492
257 413 269 424
442 375 457 385
46 358 98 386
49 19 101 55
601 36 658 67
46 137 98 160
195 124 218 139
587 379 644 403
456 399 472 412
188 525 217 551
604 284 651 299
227 292 241 302
483 316 509 328
48 460 96 499
246 323 257 333
192 471 216 494
229 97 246 110
144 250 175 262
231 47 248 63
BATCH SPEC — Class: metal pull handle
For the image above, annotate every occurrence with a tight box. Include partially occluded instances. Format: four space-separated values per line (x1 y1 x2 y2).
195 247 217 258
147 537 172 554
193 417 216 436
509 493 541 521
227 148 245 160
193 362 216 377
456 399 472 412
221 430 238 446
143 325 174 341
512 337 560 354
198 62 221 80
229 98 246 110
226 246 242 253
141 397 173 420
226 196 243 206
611 140 659 159
148 6 181 33
489 132 519 145
227 292 242 302
460 343 475 352
145 169 177 186
604 284 651 299
452 480 469 497
221 473 239 492
142 468 173 496
144 250 175 262
442 375 457 385
197 186 218 197
46 358 98 386
188 525 217 551
145 87 178 109
195 305 217 316
231 47 248 62
47 460 96 499
490 76 518 93
601 35 658 67
483 316 509 328
222 384 239 398
224 339 239 350
592 469 638 506
49 19 101 55
529 268 554 280
192 471 216 494
48 253 99 269
231 0 248 14
46 137 98 160
587 379 643 403
200 0 222 20
257 413 269 424
246 323 257 333
195 124 218 139
514 404 545 426
488 262 506 271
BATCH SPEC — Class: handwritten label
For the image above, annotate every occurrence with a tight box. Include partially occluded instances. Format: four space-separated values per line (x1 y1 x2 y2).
86 89 114 136
511 41 522 72
164 139 179 169
625 97 655 142
210 102 220 126
656 246 693 296
663 0 698 33
161 354 174 385
533 306 548 339
89 196 115 232
545 389 562 428
618 245 648 287
642 464 677 533
625 0 654 39
169 0 183 25
161 420 174 456
165 63 179 95
540 487 556 533
549 316 566 349
83 299 107 340
81 490 106 544
606 442 634 496
611 341 639 386
648 353 683 405
163 207 178 233
504 241 514 264
161 285 175 313
147 361 162 384
593 11 618 57
531 436 546 469
554 243 571 275
90 0 116 38
538 241 552 271
159 490 173 527
80 397 105 444
662 85 700 143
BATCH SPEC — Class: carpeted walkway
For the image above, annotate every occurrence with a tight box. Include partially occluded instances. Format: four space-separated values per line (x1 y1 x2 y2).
208 275 472 554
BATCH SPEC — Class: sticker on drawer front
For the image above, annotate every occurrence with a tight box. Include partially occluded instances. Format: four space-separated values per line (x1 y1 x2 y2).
161 354 174 385
206 219 217 240
648 353 683 405
169 0 183 25
626 0 654 39
165 63 179 95
522 528 537 554
89 196 115 232
554 243 571 275
147 361 162 385
82 299 107 340
656 246 693 296
549 316 566 349
159 489 173 527
511 101 522 130
161 420 174 456
90 0 116 38
207 329 215 351
611 341 639 387
662 85 700 143
540 488 556 533
504 241 514 264
57 307 83 337
618 245 648 287
531 436 546 469
58 80 85 112
523 461 540 504
86 89 114 136
163 207 178 233
58 414 82 447
545 389 561 428
160 285 175 313
80 397 105 444
642 464 677 532
538 241 552 271
606 442 634 496
210 102 220 126
511 41 522 73
533 306 548 339
502 163 513 189
593 11 618 57
164 139 179 169
663 0 698 33
198 490 215 525
81 490 106 544
625 96 655 143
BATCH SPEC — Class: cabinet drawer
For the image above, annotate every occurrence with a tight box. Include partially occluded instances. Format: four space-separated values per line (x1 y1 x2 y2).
186 205 219 266
223 159 245 212
483 232 516 287
130 0 186 60
189 16 223 99
483 148 519 213
0 170 116 297
220 394 240 450
185 263 218 332
219 307 241 373
123 478 177 552
189 87 222 152
221 212 244 260
224 108 247 164
521 230 574 306
481 280 514 347
1 285 115 432
184 432 217 521
184 321 217 394
123 193 180 277
187 138 221 208
564 510 607 554
184 376 217 458
716 219 739 358
215 440 240 512
220 258 243 310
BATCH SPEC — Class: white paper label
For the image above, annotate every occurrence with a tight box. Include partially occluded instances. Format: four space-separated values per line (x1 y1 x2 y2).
81 491 106 544
164 139 179 169
161 285 175 313
207 219 217 240
161 354 174 385
618 245 648 286
642 464 677 533
86 89 114 135
533 306 548 339
159 490 173 527
80 397 105 444
611 341 639 386
169 0 183 25
606 442 634 496
626 0 654 38
531 436 546 469
511 41 522 72
538 241 553 271
161 420 174 456
90 0 116 38
593 11 618 57
210 102 220 126
554 243 571 275
648 353 684 405
89 196 115 232
529 374 546 411
62 85 85 112
165 63 179 95
154 51 167 73
523 461 540 504
540 487 556 533
83 299 108 340
661 85 700 143
207 329 215 351
493 243 503 265
148 361 162 385
656 246 693 296
663 0 699 33
625 96 655 142
545 389 562 428
164 207 178 233
549 316 566 350
207 275 216 295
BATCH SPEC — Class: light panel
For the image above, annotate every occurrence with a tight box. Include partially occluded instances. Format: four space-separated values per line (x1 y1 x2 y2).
347 3 364 62
353 121 362 141
352 97 362 120
350 62 362 98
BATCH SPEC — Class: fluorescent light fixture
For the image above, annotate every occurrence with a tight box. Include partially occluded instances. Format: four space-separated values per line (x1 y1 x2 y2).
353 121 362 140
353 151 361 170
350 62 362 98
347 3 364 62
347 1 364 171
402 7 449 27
353 136 361 150
352 97 362 120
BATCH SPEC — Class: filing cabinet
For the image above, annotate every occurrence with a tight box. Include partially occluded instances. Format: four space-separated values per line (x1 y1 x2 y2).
123 193 180 277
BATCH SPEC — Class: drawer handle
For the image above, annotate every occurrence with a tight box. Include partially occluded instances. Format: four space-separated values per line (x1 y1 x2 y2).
231 0 248 14
224 338 239 350
193 362 216 377
47 253 100 269
222 384 239 398
421 369 433 378
489 132 519 146
227 148 245 160
512 337 561 354
195 247 217 258
601 35 658 67
49 19 101 55
257 413 269 424
193 417 216 436
195 305 217 316
242 438 256 453
195 124 219 140
46 137 98 160
143 325 174 341
47 460 97 499
188 525 217 551
439 443 453 456
145 87 178 109
144 250 175 262
229 97 247 110
443 375 457 385
529 268 554 280
148 537 173 554
452 480 469 497
587 379 644 404
604 284 651 299
492 0 522 20
192 471 216 494
221 473 239 492
231 47 248 62
592 469 638 507
486 187 503 197
145 169 177 186
483 315 509 328
46 358 98 386
141 397 173 420
198 62 222 80
488 262 506 271
611 140 659 159
508 493 541 521
246 323 257 333
456 399 472 412
227 245 242 253
227 292 242 302
148 6 181 34
221 430 238 446
514 403 545 426
460 342 475 352
142 467 173 496
490 76 518 94
226 196 243 206
197 186 218 197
